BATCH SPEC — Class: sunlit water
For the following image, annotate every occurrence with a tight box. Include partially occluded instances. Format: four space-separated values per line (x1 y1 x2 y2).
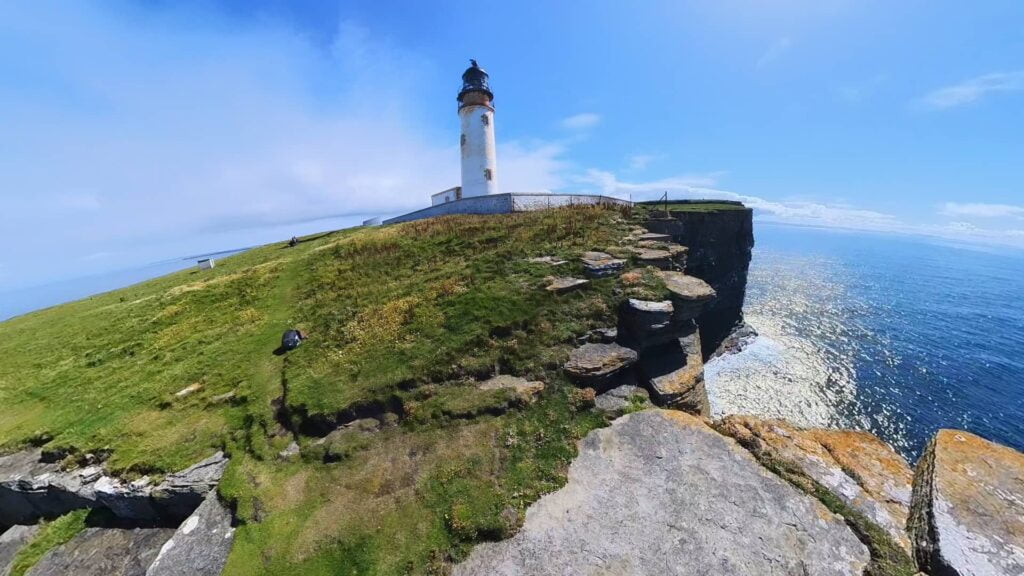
706 224 1024 460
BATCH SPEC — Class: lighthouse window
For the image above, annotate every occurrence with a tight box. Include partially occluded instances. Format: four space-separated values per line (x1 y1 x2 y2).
481 114 489 126
460 134 466 146
484 168 493 181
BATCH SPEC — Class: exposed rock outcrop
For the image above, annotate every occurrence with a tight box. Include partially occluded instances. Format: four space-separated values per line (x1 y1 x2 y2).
617 298 675 351
645 206 754 359
564 343 638 392
26 527 175 576
718 415 913 553
0 451 227 526
454 410 869 576
146 493 235 576
658 270 716 323
908 429 1024 575
639 329 709 415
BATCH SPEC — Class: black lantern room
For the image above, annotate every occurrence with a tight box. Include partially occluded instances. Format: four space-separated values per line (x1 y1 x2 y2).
458 59 493 103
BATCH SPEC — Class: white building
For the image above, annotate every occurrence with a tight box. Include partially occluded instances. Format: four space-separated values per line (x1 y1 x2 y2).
457 60 499 198
197 258 215 270
431 186 462 206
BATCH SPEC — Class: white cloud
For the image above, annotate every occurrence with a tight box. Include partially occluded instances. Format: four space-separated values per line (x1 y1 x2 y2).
627 154 658 171
919 71 1024 110
756 37 793 69
940 202 1024 219
560 113 601 130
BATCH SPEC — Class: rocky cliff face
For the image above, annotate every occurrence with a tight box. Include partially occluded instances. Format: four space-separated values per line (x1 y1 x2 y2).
643 207 754 359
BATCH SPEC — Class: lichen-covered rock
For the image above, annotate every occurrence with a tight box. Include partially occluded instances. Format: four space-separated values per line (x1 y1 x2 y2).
658 270 716 323
1 524 40 576
454 410 868 576
640 329 709 416
27 527 174 576
909 429 1024 575
564 343 638 392
579 251 625 278
594 385 651 418
718 415 913 552
146 493 235 576
478 375 545 403
95 476 157 521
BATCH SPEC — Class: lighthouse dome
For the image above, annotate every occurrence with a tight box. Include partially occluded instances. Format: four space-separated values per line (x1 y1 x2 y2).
459 59 492 101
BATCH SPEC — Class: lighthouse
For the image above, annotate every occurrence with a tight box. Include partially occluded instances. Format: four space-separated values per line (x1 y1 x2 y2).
458 59 499 198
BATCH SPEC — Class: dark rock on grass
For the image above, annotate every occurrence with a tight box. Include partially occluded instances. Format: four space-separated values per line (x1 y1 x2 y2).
594 385 651 418
543 277 589 295
146 493 235 576
454 410 868 576
909 429 1024 575
1 524 40 576
563 343 638 393
579 251 625 278
26 526 174 576
639 328 709 416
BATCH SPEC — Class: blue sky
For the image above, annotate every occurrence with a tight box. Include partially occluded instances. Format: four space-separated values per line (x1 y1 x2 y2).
1 0 1023 292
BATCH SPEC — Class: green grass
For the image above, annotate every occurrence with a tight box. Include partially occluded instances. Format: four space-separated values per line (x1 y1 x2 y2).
0 206 633 574
636 201 749 214
8 509 90 576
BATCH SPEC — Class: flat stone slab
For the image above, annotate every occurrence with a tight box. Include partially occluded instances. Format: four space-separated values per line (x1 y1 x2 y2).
146 493 235 576
637 232 672 242
478 375 545 403
564 343 638 391
27 527 174 576
527 256 567 266
658 271 716 301
2 524 40 576
454 410 868 576
909 429 1024 575
580 252 626 278
642 332 709 416
719 415 913 552
544 277 589 295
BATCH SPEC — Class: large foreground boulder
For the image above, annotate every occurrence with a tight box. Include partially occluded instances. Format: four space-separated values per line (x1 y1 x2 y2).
146 493 235 576
909 429 1024 575
718 415 913 553
454 410 868 576
27 527 174 576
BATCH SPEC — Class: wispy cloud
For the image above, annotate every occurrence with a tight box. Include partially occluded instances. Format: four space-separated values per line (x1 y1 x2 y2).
626 154 658 171
560 113 601 130
756 37 793 69
941 202 1024 219
919 71 1024 110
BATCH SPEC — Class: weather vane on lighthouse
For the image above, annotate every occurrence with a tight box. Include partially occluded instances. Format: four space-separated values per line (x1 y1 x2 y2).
458 59 499 198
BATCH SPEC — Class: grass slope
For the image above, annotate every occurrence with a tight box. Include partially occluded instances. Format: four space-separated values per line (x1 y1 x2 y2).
0 206 640 573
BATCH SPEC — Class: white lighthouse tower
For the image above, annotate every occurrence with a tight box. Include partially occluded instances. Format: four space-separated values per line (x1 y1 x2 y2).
458 60 499 198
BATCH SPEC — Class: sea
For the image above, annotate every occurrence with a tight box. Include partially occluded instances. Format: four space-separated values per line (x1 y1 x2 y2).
706 223 1024 461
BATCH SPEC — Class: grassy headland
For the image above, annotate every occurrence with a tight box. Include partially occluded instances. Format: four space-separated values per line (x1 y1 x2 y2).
0 206 643 573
